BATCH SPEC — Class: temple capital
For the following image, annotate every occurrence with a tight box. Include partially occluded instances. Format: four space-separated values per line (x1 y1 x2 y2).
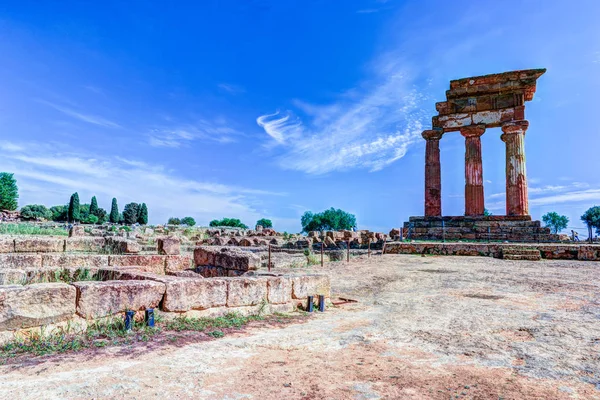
422 129 443 141
460 124 486 138
501 120 529 139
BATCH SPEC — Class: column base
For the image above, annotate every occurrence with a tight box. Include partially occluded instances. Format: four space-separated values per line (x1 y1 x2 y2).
465 184 485 216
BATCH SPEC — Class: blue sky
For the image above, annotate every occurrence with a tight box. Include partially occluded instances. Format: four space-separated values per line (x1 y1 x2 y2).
1 0 599 233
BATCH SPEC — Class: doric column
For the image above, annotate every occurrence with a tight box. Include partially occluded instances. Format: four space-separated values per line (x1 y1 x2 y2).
460 125 486 216
501 120 529 216
422 129 443 217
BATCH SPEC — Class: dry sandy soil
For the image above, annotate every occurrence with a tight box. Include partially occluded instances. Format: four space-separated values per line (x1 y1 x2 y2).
1 254 599 399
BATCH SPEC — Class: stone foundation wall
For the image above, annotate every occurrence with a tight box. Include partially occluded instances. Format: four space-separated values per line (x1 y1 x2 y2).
0 271 330 343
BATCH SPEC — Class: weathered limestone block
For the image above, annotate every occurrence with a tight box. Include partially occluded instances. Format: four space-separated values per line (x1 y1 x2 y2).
157 236 180 255
165 255 193 274
42 254 109 268
0 269 26 285
163 277 226 312
0 238 15 253
226 278 267 307
238 238 252 247
107 237 141 254
291 275 331 300
0 283 76 330
14 237 65 253
269 238 285 246
68 225 85 237
65 237 106 252
194 246 260 271
267 276 292 304
0 254 43 269
577 246 599 261
73 280 166 319
108 255 166 274
196 265 226 277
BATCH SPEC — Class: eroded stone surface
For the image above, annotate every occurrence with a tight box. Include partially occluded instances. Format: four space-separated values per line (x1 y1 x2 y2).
65 237 106 252
14 238 65 253
157 237 180 255
226 278 267 307
267 276 292 304
0 254 43 269
291 275 331 299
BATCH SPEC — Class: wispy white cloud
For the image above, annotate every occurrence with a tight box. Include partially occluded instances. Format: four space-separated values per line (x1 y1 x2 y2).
148 118 242 148
37 99 121 129
218 83 245 94
486 182 599 210
256 62 429 174
0 141 285 226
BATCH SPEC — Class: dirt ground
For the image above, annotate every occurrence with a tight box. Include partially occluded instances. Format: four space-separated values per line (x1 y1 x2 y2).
1 254 599 399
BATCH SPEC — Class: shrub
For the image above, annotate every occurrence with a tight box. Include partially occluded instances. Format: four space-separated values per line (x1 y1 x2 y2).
181 216 196 226
20 204 52 220
168 217 181 225
109 198 119 223
209 218 248 229
137 203 148 225
122 203 140 225
256 218 273 229
49 205 68 222
300 208 356 233
68 193 80 222
0 172 19 211
82 214 99 224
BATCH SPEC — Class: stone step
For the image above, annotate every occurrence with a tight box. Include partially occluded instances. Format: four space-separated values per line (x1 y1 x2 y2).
503 253 541 261
502 248 541 256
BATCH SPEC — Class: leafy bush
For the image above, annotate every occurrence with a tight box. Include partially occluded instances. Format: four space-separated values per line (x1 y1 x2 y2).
256 218 273 229
542 211 569 234
49 205 68 222
20 204 52 220
82 214 99 224
68 193 80 222
109 198 119 223
168 217 181 225
301 208 356 233
0 172 18 211
179 216 195 226
122 203 140 225
209 218 248 229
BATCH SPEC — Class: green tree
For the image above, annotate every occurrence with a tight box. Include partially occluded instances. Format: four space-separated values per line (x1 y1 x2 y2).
167 217 181 225
137 203 148 225
256 218 273 229
68 193 80 222
0 172 18 211
581 206 600 243
542 211 569 234
49 205 68 222
90 196 99 216
209 218 248 229
301 208 356 233
484 208 492 217
20 204 52 220
122 202 140 225
181 216 196 226
109 198 119 223
94 208 108 224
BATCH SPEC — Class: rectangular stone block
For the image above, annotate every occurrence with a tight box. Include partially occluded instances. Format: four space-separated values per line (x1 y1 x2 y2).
42 254 109 268
0 283 76 331
73 280 166 319
577 246 600 261
194 246 260 271
226 277 267 307
158 276 227 312
14 237 65 253
109 255 166 274
65 237 106 252
0 254 43 269
291 275 331 300
0 269 26 285
267 276 292 304
158 237 180 255
165 255 193 274
106 237 141 254
0 238 15 253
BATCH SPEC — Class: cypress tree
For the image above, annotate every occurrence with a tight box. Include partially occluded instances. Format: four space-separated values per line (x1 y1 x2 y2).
90 196 99 216
0 172 19 211
137 203 148 225
109 198 119 223
68 193 80 222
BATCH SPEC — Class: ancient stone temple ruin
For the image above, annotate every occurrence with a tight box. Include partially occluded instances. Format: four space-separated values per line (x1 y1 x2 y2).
404 69 559 242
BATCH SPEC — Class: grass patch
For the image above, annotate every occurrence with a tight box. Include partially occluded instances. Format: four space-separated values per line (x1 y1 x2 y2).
0 223 68 236
165 312 263 332
6 267 101 285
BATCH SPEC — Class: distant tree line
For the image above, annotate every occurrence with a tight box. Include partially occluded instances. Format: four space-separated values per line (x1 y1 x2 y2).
167 217 196 226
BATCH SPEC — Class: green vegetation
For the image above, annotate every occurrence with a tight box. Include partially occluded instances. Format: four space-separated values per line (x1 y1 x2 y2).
49 205 68 222
165 312 263 332
209 218 248 229
542 211 569 234
256 218 273 229
181 216 196 226
90 196 99 216
68 192 80 222
483 208 492 216
20 204 52 220
109 198 119 223
6 267 99 285
167 217 181 225
122 202 140 225
301 208 356 233
581 206 600 242
137 203 149 225
0 172 19 211
0 223 68 236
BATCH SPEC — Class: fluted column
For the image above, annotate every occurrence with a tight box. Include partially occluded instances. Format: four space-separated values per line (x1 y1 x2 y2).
422 129 443 217
460 125 486 216
501 120 529 216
